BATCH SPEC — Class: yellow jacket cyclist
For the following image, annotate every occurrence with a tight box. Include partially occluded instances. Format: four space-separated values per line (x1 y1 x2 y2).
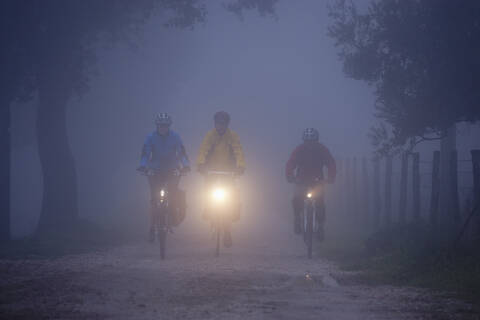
196 112 245 173
196 111 245 249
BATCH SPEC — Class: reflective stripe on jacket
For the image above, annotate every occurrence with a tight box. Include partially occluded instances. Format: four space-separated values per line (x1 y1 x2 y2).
196 129 245 171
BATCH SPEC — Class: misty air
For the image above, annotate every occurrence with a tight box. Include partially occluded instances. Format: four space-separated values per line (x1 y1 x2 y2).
1 1 480 319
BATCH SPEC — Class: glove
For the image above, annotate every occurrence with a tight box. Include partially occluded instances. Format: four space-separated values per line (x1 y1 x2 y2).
181 166 191 174
236 167 245 176
137 166 146 173
287 175 295 184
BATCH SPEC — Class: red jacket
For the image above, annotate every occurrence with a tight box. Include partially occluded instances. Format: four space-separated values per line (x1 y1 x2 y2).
286 142 336 184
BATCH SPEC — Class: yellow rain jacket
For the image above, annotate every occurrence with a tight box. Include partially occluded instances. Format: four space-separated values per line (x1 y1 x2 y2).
197 129 245 171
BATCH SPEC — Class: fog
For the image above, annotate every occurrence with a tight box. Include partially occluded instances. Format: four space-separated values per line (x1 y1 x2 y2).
11 0 478 238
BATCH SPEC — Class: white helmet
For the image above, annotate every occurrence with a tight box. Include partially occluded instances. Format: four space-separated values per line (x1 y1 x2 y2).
155 113 172 126
303 128 319 141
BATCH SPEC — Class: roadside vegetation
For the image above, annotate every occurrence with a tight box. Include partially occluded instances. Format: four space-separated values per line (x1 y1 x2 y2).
319 222 480 306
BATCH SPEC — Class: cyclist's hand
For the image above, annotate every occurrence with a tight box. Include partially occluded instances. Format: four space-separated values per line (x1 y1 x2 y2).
137 166 146 173
287 176 295 184
181 166 191 174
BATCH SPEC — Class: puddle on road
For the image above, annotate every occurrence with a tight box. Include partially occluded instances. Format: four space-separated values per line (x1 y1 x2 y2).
292 272 340 288
249 272 340 293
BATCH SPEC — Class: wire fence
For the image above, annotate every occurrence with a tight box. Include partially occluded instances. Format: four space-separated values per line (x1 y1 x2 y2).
328 150 480 234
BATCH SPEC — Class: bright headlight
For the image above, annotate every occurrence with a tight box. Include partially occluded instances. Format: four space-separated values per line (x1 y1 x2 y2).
212 188 227 203
307 192 313 199
160 189 165 197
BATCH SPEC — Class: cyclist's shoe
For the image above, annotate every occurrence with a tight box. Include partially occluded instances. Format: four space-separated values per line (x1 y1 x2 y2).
317 224 325 242
148 228 155 243
223 230 233 248
294 213 302 235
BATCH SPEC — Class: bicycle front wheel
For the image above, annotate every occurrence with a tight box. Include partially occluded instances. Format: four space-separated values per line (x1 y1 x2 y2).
306 206 313 259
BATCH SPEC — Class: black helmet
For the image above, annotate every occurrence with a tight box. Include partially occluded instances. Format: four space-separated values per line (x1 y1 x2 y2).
214 111 230 124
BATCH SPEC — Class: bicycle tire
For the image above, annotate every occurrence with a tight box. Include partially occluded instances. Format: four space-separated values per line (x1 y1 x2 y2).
306 205 313 259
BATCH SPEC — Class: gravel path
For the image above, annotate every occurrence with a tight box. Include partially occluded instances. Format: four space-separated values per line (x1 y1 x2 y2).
0 222 477 320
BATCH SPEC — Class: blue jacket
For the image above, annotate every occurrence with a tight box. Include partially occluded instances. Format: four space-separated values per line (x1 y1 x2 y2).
140 130 190 171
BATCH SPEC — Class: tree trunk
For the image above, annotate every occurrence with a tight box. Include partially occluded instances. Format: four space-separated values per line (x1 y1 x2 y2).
36 70 78 233
0 98 11 241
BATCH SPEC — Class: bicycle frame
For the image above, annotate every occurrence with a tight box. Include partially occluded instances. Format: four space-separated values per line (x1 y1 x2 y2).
302 182 325 259
206 171 236 257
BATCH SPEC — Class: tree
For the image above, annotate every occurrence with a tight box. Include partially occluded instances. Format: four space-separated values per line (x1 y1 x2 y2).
328 0 480 227
1 0 277 239
328 0 480 152
1 2 36 241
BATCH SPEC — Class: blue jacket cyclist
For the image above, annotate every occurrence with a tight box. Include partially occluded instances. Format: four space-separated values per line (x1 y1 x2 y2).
138 113 190 243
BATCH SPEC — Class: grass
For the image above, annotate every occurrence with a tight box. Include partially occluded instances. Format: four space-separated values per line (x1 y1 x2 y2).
319 221 480 305
0 219 138 259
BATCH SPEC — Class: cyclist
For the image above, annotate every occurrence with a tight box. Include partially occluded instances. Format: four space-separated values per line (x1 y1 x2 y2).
197 111 245 247
285 128 336 241
138 113 190 242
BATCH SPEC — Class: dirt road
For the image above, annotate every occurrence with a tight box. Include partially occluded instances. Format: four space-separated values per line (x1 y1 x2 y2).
0 224 477 320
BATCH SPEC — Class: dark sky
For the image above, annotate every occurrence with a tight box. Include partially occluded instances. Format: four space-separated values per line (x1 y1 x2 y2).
9 1 479 237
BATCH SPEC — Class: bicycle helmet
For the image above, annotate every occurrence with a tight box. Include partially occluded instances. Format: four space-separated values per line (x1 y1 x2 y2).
155 113 172 126
214 111 230 124
303 128 319 141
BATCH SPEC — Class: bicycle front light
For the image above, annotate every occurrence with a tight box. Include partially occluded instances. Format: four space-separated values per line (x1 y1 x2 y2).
211 187 228 204
159 189 166 203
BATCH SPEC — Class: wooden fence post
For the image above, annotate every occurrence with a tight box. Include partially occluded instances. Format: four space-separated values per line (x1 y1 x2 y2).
0 103 10 242
346 157 351 215
373 158 381 229
353 157 358 218
412 152 421 221
430 151 440 226
472 150 480 205
384 156 393 226
450 150 460 223
336 158 343 212
472 150 480 236
362 157 369 221
399 152 408 224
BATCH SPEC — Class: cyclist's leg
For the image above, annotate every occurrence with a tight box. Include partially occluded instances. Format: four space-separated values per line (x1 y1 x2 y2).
315 194 326 241
231 183 241 222
292 185 306 234
202 177 214 220
167 175 184 226
148 175 161 242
